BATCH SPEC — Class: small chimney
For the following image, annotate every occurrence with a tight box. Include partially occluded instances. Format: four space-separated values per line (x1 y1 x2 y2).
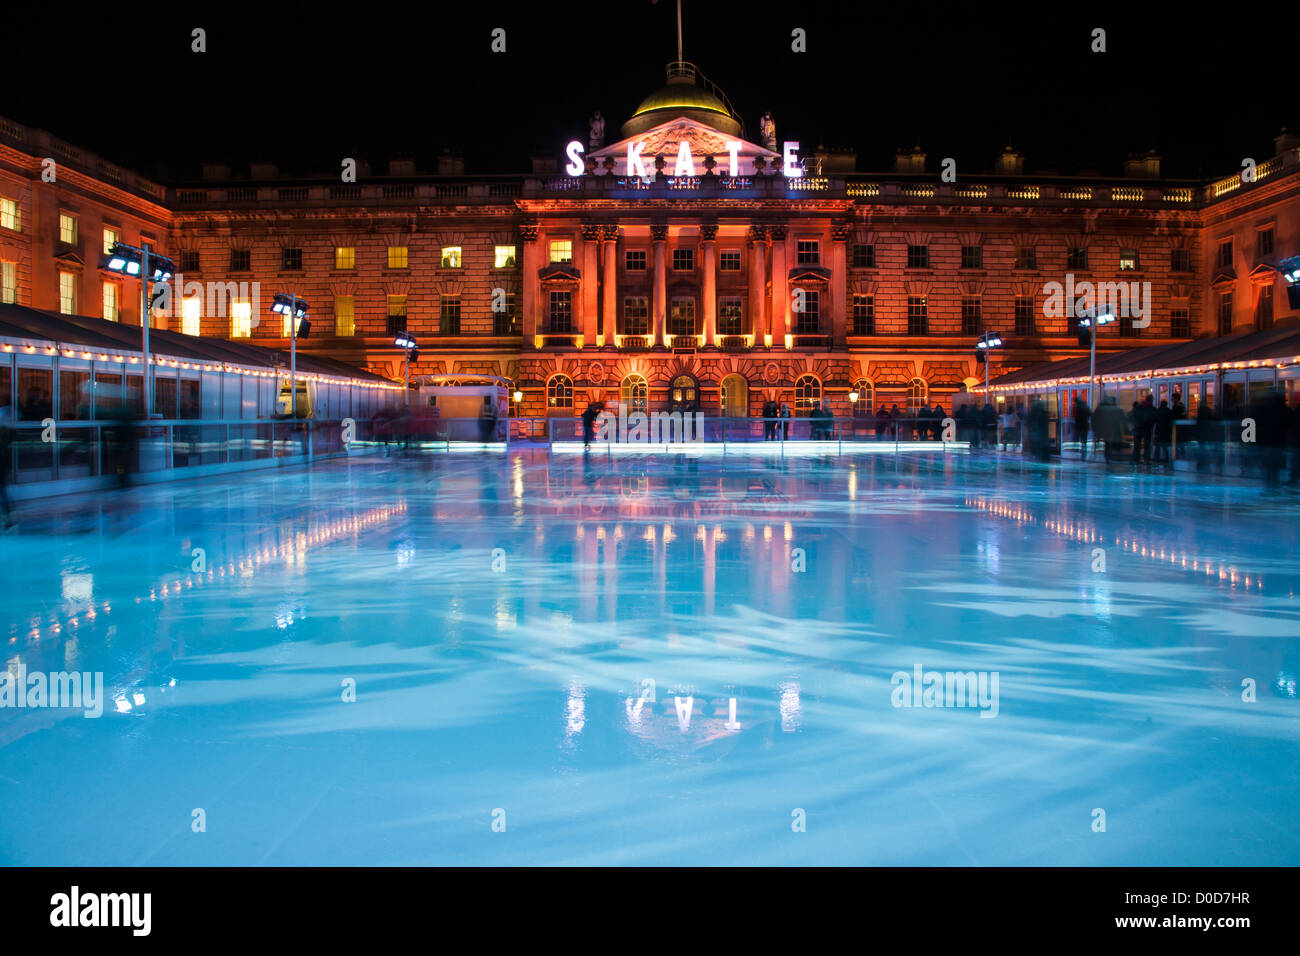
1274 128 1300 154
894 145 926 174
201 164 230 181
1123 149 1161 179
995 146 1023 175
388 158 416 177
531 154 558 174
250 162 278 180
814 146 857 174
436 150 464 176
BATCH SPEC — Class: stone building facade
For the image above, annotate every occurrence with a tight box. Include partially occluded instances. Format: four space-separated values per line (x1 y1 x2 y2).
3 63 1299 421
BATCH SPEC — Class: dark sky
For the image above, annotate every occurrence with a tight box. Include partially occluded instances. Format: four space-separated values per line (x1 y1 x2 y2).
3 1 1288 182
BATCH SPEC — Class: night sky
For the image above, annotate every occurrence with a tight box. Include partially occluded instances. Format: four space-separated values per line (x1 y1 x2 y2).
4 1 1290 182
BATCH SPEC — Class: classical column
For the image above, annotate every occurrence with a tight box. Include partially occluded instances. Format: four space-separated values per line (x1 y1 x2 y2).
769 224 788 348
700 222 718 346
652 223 668 347
581 223 601 347
748 225 767 345
831 221 850 347
520 221 540 345
601 224 619 347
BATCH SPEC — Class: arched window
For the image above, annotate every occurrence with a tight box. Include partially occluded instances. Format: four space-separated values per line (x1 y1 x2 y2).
907 377 928 413
794 374 822 414
720 373 748 418
621 373 648 414
547 373 573 410
669 374 698 413
851 379 873 416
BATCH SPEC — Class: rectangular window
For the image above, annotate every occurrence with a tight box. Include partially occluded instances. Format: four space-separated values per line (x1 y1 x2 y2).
548 290 572 331
440 246 462 268
231 300 252 338
1067 247 1088 270
0 197 19 232
58 271 76 315
794 290 819 334
1119 248 1140 271
1170 248 1191 272
1170 306 1190 338
852 243 875 268
334 295 355 336
549 239 572 264
335 246 355 270
1257 284 1274 328
907 295 928 334
796 240 820 265
440 294 461 334
1216 240 1232 269
961 295 981 335
623 296 649 335
386 295 408 335
906 245 929 269
282 247 302 271
961 245 983 269
181 296 202 336
718 296 743 336
179 250 200 273
1218 292 1233 335
103 227 120 255
669 296 696 336
672 248 694 271
851 294 874 335
230 249 251 271
1 261 15 304
494 245 516 268
59 213 77 245
102 281 118 322
625 249 647 271
1014 295 1035 335
1015 247 1037 270
387 246 408 269
1257 227 1274 257
719 250 741 271
493 293 518 335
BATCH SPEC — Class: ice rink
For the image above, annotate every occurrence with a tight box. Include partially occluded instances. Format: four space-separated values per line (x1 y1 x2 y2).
1 449 1297 865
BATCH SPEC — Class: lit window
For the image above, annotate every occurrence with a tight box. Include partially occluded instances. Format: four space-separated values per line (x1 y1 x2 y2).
387 246 408 269
335 247 355 270
103 228 120 255
794 374 821 413
547 373 574 409
719 250 741 271
625 249 647 271
852 379 874 415
0 197 19 232
441 246 462 268
494 245 516 268
621 374 648 414
386 295 407 335
58 271 76 315
181 297 202 336
549 239 572 263
335 296 355 336
0 261 15 304
59 213 77 245
796 240 819 265
102 281 118 322
231 300 252 338
1119 248 1140 271
907 377 928 413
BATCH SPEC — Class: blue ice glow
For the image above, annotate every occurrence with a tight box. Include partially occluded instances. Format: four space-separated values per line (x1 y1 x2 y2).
0 450 1298 865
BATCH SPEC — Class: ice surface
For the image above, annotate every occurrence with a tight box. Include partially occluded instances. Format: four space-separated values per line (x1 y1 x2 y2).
1 449 1297 865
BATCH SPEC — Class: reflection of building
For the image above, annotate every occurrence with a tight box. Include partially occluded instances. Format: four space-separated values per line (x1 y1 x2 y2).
3 61 1300 419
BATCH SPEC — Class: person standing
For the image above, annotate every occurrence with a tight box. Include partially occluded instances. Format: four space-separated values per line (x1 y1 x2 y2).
1092 395 1126 465
1131 395 1156 467
477 396 499 443
1152 400 1175 469
779 402 792 441
1073 398 1092 458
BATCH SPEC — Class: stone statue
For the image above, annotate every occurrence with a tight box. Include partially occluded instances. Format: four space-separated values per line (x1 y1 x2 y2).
589 112 605 149
759 112 776 149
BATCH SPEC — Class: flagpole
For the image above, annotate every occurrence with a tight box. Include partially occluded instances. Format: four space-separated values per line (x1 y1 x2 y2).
676 0 683 61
